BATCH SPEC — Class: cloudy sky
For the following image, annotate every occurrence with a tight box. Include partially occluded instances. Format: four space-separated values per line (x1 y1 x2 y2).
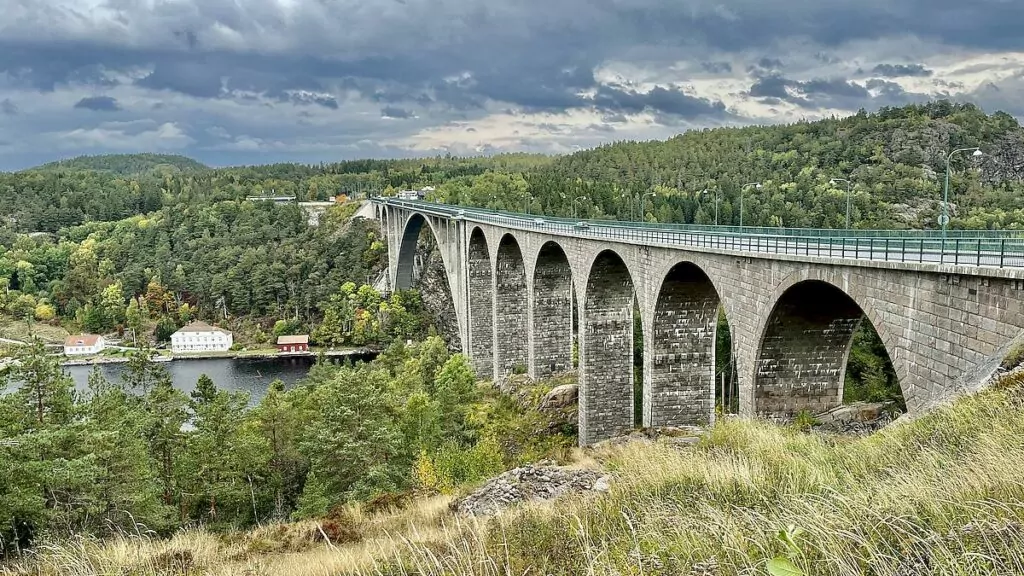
1 0 1023 170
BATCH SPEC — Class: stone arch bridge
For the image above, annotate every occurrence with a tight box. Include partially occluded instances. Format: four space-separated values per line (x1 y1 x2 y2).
375 198 1024 446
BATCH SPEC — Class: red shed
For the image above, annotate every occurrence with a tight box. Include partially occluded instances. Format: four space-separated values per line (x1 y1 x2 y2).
276 334 309 353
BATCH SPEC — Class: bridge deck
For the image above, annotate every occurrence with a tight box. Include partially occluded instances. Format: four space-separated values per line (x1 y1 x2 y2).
375 198 1024 273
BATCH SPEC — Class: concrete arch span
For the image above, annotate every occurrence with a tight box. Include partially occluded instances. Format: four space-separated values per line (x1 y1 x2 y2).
392 210 465 352
753 276 902 418
495 233 528 378
468 226 493 378
645 261 723 428
532 241 574 378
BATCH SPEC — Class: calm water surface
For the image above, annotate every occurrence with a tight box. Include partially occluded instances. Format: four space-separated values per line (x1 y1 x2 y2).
63 354 376 404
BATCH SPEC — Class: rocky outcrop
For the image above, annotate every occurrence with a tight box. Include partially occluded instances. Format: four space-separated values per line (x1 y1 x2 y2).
813 401 901 434
539 383 578 411
452 463 611 516
415 244 461 352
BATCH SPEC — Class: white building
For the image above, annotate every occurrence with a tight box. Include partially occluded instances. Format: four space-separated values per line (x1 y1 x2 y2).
64 334 105 356
170 321 233 353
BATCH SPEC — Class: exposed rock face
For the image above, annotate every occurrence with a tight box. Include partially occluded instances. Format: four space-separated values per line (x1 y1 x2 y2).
452 463 611 516
415 244 461 352
539 383 578 411
814 401 901 434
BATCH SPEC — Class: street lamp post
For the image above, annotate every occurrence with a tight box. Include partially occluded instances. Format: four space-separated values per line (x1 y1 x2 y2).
573 195 587 220
640 191 656 221
740 183 761 228
943 147 984 238
620 191 633 221
701 188 720 225
829 178 853 229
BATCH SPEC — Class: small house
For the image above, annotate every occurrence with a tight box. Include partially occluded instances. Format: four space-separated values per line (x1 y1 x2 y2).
171 321 233 353
64 334 106 356
276 335 309 353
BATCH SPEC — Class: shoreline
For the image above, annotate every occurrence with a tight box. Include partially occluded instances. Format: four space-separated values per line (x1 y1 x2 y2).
60 347 378 367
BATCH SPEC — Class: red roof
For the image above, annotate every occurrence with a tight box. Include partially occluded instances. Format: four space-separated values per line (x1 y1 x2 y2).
65 334 102 347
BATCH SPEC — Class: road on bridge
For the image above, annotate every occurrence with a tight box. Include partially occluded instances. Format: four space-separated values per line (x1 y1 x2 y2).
380 198 1024 270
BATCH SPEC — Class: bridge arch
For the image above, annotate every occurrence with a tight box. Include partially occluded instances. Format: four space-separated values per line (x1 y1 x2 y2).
468 226 493 378
495 233 528 377
752 271 906 418
532 240 574 377
395 212 445 290
647 260 724 428
580 249 639 445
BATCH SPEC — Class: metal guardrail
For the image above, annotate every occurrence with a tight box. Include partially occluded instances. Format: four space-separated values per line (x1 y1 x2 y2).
374 198 1024 269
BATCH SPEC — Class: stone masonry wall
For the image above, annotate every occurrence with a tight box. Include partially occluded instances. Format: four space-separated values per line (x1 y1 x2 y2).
532 243 573 377
647 262 720 427
580 251 636 446
754 281 863 417
468 229 493 379
495 235 529 377
384 206 1024 446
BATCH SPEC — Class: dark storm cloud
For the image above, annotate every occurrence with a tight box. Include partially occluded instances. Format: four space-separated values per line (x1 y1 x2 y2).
747 75 927 109
1 99 16 115
872 64 934 78
591 85 729 118
74 96 122 111
286 92 339 109
701 61 733 74
1 0 1024 169
381 106 413 119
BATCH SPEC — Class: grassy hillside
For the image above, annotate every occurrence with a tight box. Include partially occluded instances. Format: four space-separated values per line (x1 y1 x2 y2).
9 374 1024 575
29 153 209 175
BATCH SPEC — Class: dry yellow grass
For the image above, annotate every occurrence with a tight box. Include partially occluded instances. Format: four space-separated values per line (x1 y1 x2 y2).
6 379 1024 575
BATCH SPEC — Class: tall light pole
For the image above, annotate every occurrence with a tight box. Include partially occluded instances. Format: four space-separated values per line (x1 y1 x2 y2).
620 191 633 221
573 195 587 220
640 191 656 221
701 188 719 225
740 182 761 228
943 147 984 237
829 178 853 229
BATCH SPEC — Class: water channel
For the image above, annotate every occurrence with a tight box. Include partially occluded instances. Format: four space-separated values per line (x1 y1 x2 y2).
61 353 377 404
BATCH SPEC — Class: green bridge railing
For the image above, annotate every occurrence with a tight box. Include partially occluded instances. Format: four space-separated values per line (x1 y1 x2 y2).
374 198 1024 269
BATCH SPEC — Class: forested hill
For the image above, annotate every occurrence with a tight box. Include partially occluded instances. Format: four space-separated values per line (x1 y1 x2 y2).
28 153 210 176
443 101 1024 230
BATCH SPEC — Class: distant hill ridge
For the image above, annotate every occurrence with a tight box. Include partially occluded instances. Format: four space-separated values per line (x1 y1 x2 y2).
28 153 209 175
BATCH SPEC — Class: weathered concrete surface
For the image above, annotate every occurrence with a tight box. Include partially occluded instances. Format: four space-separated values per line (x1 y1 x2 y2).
532 242 574 378
468 228 493 379
379 203 1024 446
495 234 529 379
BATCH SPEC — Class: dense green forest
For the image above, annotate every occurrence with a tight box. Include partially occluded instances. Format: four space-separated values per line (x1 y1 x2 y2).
31 154 210 176
437 102 1024 230
0 339 574 553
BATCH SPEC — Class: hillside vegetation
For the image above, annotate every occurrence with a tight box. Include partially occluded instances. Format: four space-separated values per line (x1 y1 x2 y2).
8 373 1024 575
440 101 1024 230
28 154 210 175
